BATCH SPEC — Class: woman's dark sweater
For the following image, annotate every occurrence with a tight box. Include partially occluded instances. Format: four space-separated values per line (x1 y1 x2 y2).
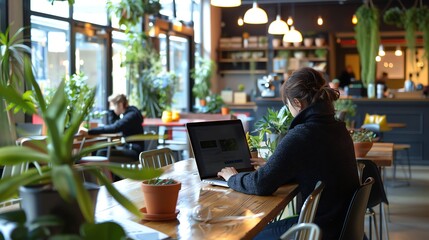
227 101 359 240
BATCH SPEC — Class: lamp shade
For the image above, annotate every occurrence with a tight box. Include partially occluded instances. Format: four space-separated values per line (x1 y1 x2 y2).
211 0 241 7
243 2 268 24
268 15 289 35
283 26 303 43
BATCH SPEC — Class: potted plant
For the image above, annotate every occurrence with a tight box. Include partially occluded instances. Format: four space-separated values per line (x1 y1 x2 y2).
334 98 356 127
253 106 294 159
350 128 376 158
107 0 161 30
191 57 215 107
0 57 162 232
204 93 224 114
246 132 261 158
141 178 181 220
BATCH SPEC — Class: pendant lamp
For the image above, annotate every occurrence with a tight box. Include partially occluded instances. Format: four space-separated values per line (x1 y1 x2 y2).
283 26 303 43
243 2 268 24
395 46 403 56
268 15 289 35
211 0 241 7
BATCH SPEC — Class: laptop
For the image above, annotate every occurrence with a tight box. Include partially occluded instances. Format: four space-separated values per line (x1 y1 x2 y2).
186 119 254 187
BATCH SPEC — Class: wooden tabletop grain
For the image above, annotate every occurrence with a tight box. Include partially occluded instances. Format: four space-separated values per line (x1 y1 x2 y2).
96 159 299 240
357 142 394 167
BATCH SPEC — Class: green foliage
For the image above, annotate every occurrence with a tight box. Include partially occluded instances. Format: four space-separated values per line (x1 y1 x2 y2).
349 128 376 143
0 210 128 239
191 57 215 100
145 178 177 185
107 0 161 31
124 33 177 118
204 94 224 113
355 4 380 87
334 99 356 118
44 72 92 129
253 106 294 159
0 56 162 223
246 132 261 151
383 7 404 27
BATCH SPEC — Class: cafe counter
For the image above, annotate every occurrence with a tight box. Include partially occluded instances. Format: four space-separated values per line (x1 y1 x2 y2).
254 97 429 165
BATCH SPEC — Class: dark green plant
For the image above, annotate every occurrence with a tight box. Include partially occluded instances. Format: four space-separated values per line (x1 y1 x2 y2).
191 57 215 100
145 178 177 185
0 56 162 223
354 2 380 87
383 7 404 27
107 0 161 31
0 210 128 239
204 94 224 113
246 131 261 152
334 99 356 118
349 128 376 143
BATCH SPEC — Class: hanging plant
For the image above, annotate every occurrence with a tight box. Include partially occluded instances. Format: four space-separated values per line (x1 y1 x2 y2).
383 7 405 27
49 0 74 5
354 2 380 87
107 0 161 30
415 6 429 63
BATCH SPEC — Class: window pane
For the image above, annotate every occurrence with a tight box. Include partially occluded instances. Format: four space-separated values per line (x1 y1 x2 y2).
112 31 128 96
159 33 168 71
175 0 192 23
73 0 108 26
160 0 174 20
169 35 190 111
75 32 107 111
193 0 201 44
31 16 70 92
30 0 69 18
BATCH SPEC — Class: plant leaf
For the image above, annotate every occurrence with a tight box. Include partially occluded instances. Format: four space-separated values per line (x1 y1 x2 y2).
0 146 50 165
0 210 26 224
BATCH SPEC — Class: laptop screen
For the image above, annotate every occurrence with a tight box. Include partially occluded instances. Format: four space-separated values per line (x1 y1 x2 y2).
186 120 253 179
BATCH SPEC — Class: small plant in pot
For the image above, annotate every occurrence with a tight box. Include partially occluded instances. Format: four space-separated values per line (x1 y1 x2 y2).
350 128 376 158
191 57 215 107
246 132 261 158
141 178 181 221
0 57 162 233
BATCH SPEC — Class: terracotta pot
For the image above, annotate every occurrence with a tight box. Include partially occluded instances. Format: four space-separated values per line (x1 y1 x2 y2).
199 99 207 107
315 37 326 47
250 150 259 158
141 180 181 215
303 38 314 47
221 107 230 115
354 142 373 158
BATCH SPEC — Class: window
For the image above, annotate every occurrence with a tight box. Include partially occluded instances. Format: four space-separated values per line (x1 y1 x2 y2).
175 0 193 23
73 0 108 26
112 31 128 96
30 16 70 93
30 0 69 18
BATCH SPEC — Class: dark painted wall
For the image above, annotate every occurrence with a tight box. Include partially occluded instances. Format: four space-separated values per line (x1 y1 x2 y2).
0 0 7 32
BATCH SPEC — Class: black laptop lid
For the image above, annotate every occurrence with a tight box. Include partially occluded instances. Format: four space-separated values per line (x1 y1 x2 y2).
186 119 254 179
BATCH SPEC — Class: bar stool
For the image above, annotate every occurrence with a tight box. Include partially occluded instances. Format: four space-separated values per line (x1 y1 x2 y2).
392 143 411 185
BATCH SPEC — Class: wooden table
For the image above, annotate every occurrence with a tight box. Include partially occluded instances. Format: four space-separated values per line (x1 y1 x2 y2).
96 159 299 240
143 118 207 127
357 142 394 167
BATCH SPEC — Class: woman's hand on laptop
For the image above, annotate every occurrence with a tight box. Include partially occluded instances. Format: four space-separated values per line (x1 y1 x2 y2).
250 157 266 169
217 167 238 181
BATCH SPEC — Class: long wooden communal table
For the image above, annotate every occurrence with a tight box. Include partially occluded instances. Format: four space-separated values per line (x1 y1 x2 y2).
96 159 299 240
358 142 394 167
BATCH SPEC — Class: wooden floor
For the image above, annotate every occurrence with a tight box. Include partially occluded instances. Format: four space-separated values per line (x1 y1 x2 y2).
377 165 429 240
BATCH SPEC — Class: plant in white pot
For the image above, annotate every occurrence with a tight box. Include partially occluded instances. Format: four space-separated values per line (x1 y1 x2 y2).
0 57 162 233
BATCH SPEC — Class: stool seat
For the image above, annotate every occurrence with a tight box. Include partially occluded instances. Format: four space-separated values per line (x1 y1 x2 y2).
393 144 410 151
80 156 109 162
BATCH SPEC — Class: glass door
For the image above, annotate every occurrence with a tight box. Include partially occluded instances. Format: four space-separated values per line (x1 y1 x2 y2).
75 28 108 112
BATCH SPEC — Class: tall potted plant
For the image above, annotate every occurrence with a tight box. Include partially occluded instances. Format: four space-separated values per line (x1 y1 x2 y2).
355 1 380 93
0 57 162 232
191 57 215 106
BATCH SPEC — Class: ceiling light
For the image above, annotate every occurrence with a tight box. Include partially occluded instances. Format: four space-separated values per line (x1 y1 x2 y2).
317 16 323 26
287 16 294 26
237 17 244 26
283 26 303 43
395 46 403 56
268 15 289 35
375 55 381 62
211 0 241 7
352 14 358 25
243 2 268 24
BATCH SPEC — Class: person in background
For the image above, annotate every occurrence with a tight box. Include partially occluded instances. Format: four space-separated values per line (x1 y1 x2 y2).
376 72 389 97
338 65 356 88
79 94 144 162
218 67 359 240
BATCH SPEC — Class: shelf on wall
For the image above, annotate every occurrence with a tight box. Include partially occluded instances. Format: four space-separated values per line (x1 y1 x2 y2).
218 47 268 51
219 70 267 74
219 58 268 63
274 46 329 50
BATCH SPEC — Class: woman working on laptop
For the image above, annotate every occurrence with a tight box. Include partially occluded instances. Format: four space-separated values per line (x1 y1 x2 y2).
218 67 359 240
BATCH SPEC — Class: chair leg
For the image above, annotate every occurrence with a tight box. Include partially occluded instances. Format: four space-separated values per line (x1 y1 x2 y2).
368 209 380 240
381 203 390 240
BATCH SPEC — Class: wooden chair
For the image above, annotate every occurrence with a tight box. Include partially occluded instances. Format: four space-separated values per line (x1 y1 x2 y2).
139 148 175 168
339 177 374 240
280 223 321 240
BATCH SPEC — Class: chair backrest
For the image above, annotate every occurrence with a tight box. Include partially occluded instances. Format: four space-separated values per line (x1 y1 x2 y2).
298 181 325 224
357 159 389 207
338 177 374 240
356 162 366 185
280 223 321 240
139 148 176 168
15 123 43 138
